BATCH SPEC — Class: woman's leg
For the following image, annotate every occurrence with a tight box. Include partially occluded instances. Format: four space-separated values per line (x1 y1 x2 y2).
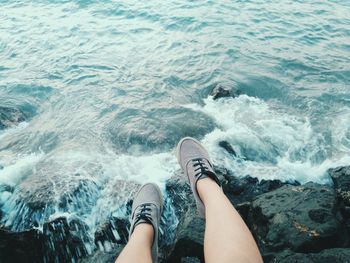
115 224 154 263
115 183 163 263
198 178 263 263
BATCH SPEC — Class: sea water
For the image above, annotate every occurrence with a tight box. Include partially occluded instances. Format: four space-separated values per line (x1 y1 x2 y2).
0 0 349 248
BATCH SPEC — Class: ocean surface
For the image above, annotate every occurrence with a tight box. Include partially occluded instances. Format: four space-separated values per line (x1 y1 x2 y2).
0 0 350 249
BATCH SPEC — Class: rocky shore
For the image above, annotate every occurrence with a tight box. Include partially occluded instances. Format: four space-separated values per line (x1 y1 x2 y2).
1 164 349 263
1 86 349 262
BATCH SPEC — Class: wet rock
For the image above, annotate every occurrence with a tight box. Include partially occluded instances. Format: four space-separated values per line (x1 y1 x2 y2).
267 248 350 263
94 217 130 249
329 166 350 207
181 257 201 263
165 176 205 262
0 106 26 130
42 217 92 262
80 245 123 263
247 183 344 254
211 83 238 100
7 161 101 230
216 167 300 205
218 141 237 156
0 228 43 262
0 184 14 193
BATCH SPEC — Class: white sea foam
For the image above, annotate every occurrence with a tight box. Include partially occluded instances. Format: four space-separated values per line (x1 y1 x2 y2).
0 153 44 186
189 95 350 184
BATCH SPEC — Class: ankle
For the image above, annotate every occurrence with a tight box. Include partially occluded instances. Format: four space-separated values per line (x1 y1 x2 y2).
131 223 154 246
197 177 222 204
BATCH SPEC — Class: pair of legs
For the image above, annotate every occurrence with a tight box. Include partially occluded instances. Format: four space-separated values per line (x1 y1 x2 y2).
116 138 262 263
116 178 262 263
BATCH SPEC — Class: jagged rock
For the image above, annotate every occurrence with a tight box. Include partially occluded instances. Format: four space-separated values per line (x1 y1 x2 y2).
247 183 345 254
218 141 237 156
164 176 205 262
42 217 91 262
216 167 300 205
267 248 350 263
211 83 238 100
181 257 201 263
0 228 43 263
329 166 350 207
0 106 26 130
3 165 350 263
94 217 130 249
80 245 123 263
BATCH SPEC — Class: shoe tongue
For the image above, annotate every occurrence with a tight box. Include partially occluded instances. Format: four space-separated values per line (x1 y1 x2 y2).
195 160 221 187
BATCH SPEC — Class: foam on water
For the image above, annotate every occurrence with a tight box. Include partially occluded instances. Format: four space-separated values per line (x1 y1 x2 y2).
190 95 350 184
0 0 350 259
0 152 43 186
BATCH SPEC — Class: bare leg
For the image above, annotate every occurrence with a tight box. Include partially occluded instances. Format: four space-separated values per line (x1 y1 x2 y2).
198 178 263 263
115 224 154 263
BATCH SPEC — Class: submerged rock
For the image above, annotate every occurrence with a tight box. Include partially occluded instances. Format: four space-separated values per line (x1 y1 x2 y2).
0 106 26 130
210 83 239 100
108 108 216 153
218 141 237 156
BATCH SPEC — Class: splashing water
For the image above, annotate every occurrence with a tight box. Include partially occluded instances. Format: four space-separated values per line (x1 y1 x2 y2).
0 0 350 260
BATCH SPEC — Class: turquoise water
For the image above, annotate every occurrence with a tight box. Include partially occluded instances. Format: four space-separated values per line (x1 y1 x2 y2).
0 0 350 240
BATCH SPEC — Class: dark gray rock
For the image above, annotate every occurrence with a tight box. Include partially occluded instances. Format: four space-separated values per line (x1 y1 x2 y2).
181 257 201 263
211 83 238 100
80 245 123 263
218 141 237 156
329 166 350 207
42 217 92 262
0 106 26 130
0 228 43 263
94 217 130 248
247 183 344 253
267 248 350 263
164 176 205 263
2 166 350 263
216 167 300 205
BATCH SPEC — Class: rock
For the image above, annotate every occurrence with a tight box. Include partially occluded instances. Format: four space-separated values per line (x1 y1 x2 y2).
80 245 123 263
218 141 237 156
329 166 350 207
248 183 344 254
181 257 201 263
0 228 43 262
0 106 26 130
94 217 130 249
216 167 300 205
164 176 205 262
267 248 350 263
42 217 92 262
211 83 238 100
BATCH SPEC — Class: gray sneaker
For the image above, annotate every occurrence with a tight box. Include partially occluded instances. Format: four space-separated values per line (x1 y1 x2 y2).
176 137 221 218
129 183 163 263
